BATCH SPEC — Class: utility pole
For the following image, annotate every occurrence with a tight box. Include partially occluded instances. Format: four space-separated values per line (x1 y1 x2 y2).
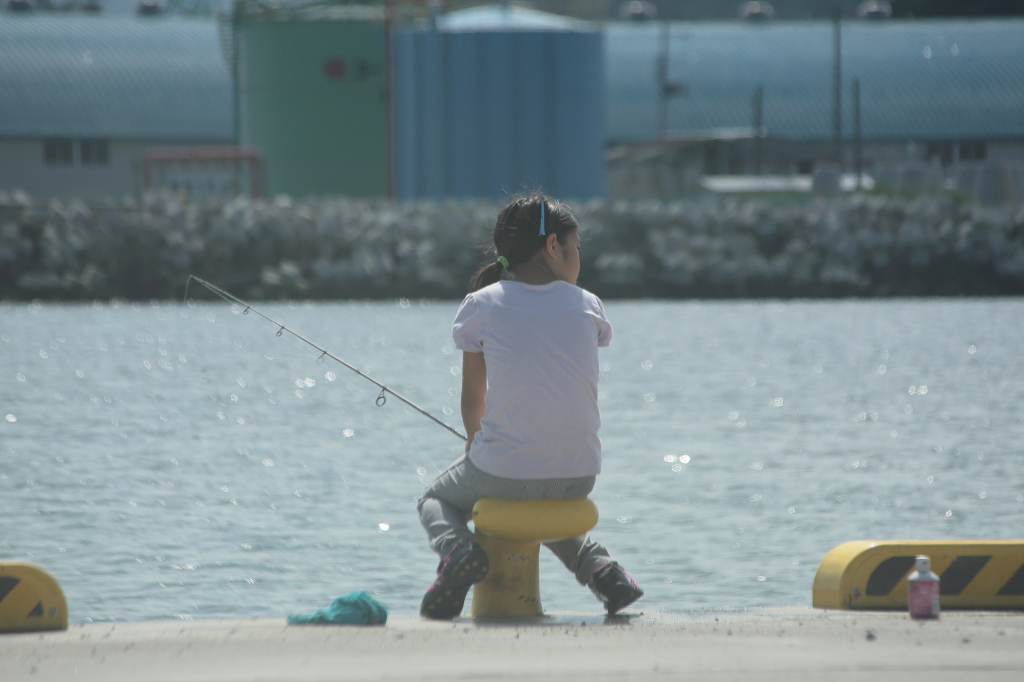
230 0 242 196
833 2 843 167
384 0 395 198
752 83 763 175
655 22 686 138
852 77 862 189
656 22 670 138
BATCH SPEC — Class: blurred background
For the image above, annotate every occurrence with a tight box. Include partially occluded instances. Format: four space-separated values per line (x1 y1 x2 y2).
1 0 1023 299
3 2 1024 622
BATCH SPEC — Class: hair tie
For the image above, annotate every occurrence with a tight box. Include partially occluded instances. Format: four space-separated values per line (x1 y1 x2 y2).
539 200 546 236
497 255 509 269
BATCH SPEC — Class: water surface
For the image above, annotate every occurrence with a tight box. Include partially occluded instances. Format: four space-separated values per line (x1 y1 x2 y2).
1 298 1021 622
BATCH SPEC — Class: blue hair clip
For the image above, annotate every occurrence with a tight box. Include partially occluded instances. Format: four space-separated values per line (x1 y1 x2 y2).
539 200 546 236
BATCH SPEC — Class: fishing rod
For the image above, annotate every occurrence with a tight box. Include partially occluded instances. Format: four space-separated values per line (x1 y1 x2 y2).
183 275 467 442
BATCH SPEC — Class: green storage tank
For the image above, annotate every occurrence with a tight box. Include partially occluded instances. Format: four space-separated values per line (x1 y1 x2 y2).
236 5 387 197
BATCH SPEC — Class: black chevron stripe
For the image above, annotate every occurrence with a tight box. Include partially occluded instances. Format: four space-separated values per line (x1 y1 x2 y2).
0 576 21 604
940 556 991 595
866 555 916 596
997 562 1024 596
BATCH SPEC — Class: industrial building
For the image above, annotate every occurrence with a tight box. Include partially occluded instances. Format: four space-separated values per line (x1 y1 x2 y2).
1 4 1022 202
605 18 1024 201
0 15 234 200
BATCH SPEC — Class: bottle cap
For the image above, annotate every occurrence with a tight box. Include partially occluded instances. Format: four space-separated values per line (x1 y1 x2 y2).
916 555 931 572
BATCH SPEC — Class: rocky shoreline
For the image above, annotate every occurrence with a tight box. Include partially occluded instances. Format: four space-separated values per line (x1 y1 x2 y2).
2 191 1023 301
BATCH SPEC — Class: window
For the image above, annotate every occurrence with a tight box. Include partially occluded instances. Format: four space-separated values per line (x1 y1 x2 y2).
80 139 109 166
43 139 74 166
959 141 987 162
927 141 955 165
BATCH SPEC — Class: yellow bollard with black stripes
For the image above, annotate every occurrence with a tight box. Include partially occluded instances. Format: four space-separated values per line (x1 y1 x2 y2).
0 562 68 633
470 497 599 618
813 540 1024 610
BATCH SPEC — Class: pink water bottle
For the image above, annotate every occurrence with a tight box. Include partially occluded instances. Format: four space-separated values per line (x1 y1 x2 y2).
907 555 940 619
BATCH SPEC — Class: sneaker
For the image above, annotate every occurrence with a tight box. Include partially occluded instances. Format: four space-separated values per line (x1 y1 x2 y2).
420 539 489 619
588 561 644 615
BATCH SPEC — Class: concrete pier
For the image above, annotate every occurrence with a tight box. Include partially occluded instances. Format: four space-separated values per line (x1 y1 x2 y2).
1 608 1021 681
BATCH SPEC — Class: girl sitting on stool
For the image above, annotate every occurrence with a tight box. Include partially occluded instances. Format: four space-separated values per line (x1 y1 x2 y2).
417 194 643 619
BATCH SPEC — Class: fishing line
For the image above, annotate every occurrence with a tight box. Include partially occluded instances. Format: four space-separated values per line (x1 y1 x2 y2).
183 275 467 442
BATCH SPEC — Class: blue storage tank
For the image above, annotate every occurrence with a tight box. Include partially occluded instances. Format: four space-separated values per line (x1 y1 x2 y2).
393 5 604 201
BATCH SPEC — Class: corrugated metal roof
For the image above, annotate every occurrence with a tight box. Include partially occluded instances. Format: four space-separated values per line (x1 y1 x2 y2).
0 15 233 140
606 19 1024 142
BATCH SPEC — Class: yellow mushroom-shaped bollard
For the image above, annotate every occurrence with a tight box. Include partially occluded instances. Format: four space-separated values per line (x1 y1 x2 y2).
470 497 599 618
0 562 68 633
813 540 1024 610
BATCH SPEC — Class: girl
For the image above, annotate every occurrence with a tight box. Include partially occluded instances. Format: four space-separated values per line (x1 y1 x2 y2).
417 194 643 619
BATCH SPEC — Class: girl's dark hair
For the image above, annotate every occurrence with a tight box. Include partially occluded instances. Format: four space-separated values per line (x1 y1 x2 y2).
469 193 579 292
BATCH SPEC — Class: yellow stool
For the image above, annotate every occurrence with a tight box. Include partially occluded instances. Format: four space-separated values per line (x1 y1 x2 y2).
470 497 599 617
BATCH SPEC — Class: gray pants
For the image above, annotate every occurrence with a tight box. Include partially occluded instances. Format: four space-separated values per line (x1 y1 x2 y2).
417 455 611 585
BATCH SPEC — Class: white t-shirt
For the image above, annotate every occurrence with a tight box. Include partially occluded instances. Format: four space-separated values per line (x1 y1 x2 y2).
452 280 612 479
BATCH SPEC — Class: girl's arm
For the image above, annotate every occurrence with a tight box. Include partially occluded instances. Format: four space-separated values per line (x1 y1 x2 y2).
461 351 487 452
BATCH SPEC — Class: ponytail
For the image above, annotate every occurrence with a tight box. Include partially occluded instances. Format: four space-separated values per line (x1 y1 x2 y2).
469 260 505 292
